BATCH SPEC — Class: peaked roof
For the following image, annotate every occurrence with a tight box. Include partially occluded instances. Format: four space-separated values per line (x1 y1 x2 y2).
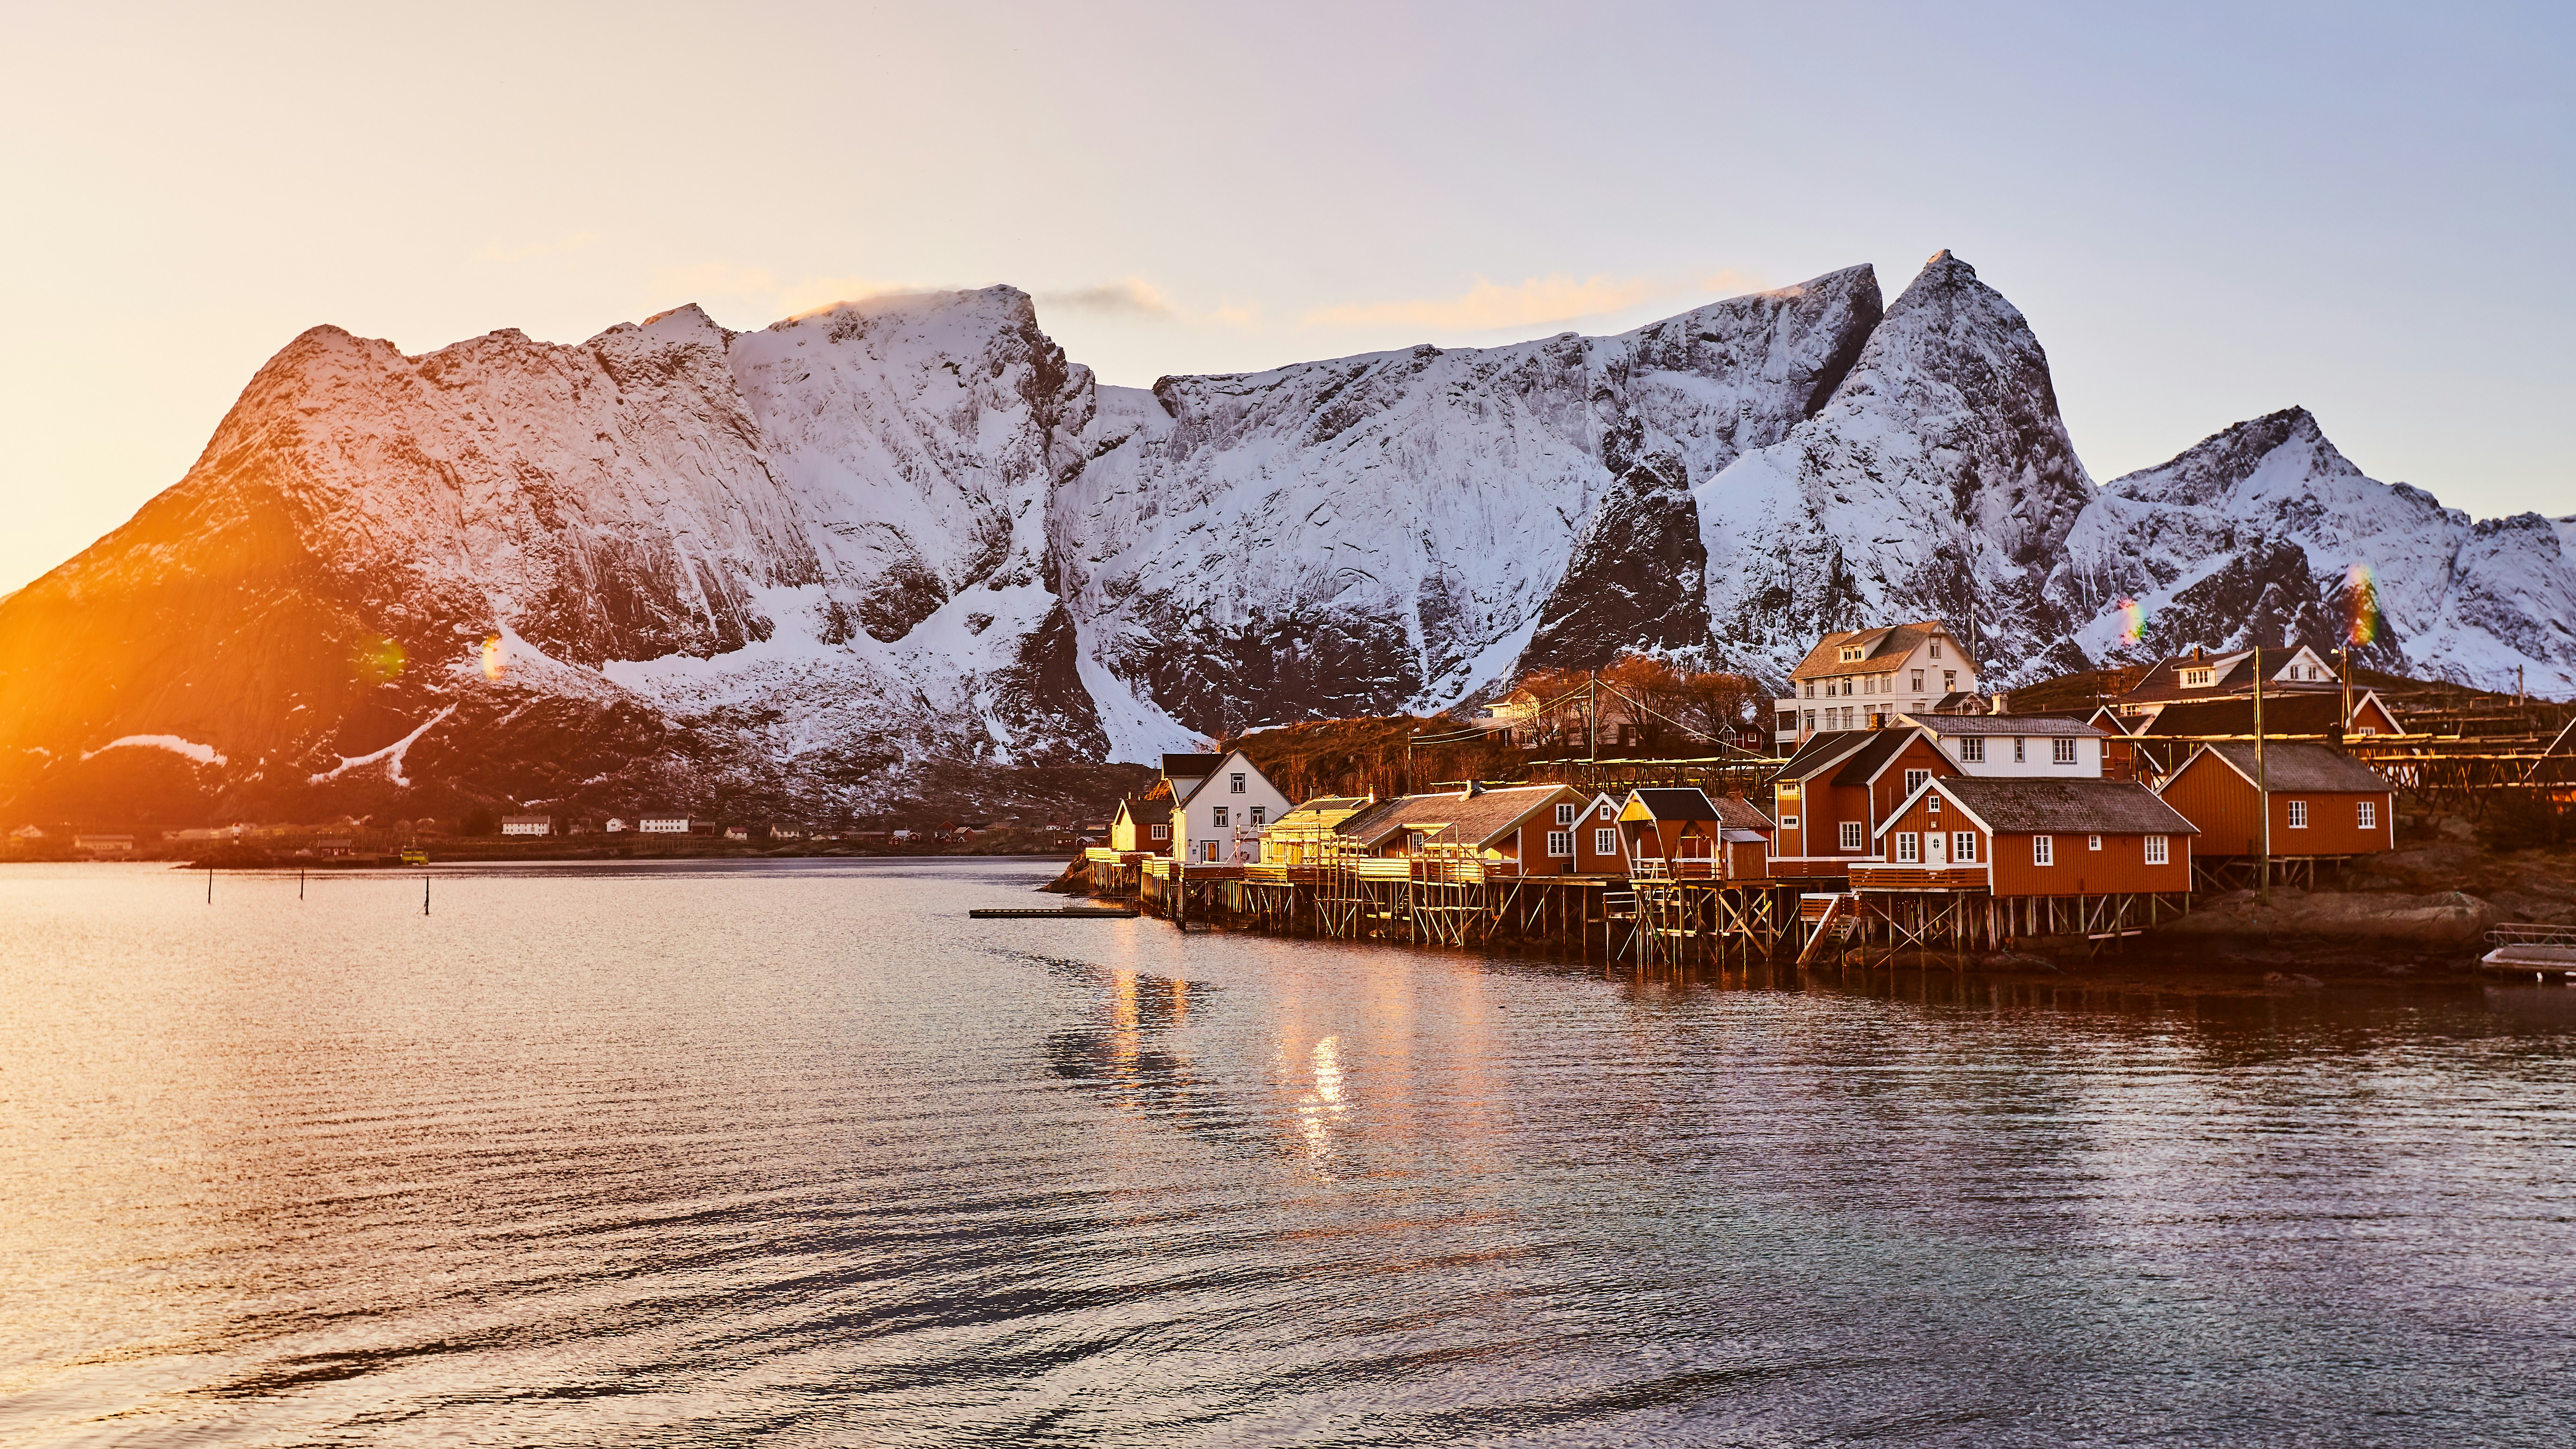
1904 713 2103 738
1905 777 2200 837
1788 621 1973 680
1773 728 1883 780
1115 796 1171 825
1712 796 1775 832
2118 646 2339 705
1628 787 1720 821
1829 728 1924 786
2181 740 2392 794
1390 784 1571 848
2134 693 2353 738
1162 752 1222 777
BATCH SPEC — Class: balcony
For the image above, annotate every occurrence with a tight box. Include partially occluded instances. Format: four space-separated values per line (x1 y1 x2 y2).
1848 863 1991 892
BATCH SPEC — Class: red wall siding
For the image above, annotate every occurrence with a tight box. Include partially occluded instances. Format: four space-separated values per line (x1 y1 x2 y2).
1867 736 1959 823
2160 753 2390 857
1989 829 2191 896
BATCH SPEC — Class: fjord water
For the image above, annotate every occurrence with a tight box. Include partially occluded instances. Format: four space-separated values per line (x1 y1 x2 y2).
3 861 2571 1447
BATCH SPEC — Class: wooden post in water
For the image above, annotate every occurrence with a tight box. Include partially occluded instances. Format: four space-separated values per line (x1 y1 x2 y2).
423 872 430 916
300 869 306 901
206 868 212 904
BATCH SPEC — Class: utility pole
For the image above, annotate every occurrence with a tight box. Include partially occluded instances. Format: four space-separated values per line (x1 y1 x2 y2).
2340 641 2352 736
1588 670 1599 764
2254 644 2270 905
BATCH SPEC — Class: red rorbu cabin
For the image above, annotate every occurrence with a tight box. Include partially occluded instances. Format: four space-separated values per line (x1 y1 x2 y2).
1571 791 1628 874
1869 777 2197 898
2154 741 2396 861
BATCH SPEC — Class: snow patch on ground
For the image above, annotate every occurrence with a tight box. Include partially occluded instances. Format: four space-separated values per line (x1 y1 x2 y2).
82 735 226 767
308 706 456 786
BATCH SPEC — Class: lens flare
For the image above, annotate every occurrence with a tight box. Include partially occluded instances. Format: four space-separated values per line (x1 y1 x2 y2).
2344 564 2379 646
481 633 507 680
353 635 406 683
2116 597 2147 646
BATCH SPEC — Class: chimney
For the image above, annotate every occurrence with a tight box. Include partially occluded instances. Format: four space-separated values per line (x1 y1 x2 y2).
1989 693 2007 715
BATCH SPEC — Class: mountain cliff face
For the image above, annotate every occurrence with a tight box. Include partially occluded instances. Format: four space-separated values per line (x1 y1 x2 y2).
2 254 2567 826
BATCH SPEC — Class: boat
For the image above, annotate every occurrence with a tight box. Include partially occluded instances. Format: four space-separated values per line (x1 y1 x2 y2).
399 847 429 866
2480 924 2576 978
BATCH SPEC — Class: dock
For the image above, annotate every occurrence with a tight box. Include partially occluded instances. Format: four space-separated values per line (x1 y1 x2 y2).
970 906 1141 919
2481 924 2576 978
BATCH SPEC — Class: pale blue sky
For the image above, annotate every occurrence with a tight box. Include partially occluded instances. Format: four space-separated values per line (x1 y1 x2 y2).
2 1 2566 591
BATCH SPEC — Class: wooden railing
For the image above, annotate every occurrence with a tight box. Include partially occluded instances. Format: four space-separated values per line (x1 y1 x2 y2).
1855 861 1988 887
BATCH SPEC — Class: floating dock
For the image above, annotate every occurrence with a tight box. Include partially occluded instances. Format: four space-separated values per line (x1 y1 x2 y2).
971 906 1141 919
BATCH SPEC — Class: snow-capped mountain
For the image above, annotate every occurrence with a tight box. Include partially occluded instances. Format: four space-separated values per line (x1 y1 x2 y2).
2057 408 2576 693
1 251 2567 826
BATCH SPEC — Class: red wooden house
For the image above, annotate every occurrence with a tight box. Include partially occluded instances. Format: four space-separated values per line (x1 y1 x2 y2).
1570 791 1628 875
1767 726 1960 871
2154 741 2395 861
1868 777 2198 898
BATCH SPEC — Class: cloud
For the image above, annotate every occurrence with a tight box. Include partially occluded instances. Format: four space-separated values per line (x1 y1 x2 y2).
1300 268 1761 334
644 263 919 324
1035 278 1259 329
477 232 601 263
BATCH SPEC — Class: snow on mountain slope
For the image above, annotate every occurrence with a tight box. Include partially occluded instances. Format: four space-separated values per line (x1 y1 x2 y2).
1050 265 1883 736
2057 408 2576 694
1694 251 2096 681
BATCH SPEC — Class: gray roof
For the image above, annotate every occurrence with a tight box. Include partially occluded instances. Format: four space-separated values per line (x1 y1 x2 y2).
1922 777 2200 837
2188 740 2391 794
1904 714 2103 737
1387 785 1570 847
1712 795 1774 831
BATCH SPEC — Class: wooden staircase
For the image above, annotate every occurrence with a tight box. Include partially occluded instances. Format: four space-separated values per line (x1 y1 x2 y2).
1796 892 1858 967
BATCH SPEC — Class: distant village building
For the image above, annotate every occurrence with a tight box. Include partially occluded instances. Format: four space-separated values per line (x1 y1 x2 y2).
604 818 628 833
637 815 690 834
723 824 750 841
500 815 553 837
1160 750 1292 865
314 836 353 857
1776 621 1979 746
72 834 136 854
10 824 44 841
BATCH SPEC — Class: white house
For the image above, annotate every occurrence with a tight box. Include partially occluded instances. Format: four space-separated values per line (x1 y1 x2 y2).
1775 621 1980 747
500 815 553 837
638 815 690 834
604 818 628 833
1899 715 2108 778
1160 750 1294 864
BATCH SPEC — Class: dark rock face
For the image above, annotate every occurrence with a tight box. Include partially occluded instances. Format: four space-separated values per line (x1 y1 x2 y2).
1518 419 1710 671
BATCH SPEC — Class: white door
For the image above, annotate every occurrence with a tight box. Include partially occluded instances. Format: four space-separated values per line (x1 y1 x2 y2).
1924 830 1947 865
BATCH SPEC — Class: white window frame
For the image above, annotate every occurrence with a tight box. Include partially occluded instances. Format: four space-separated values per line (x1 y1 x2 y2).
1555 802 1577 826
1597 800 1614 821
1781 814 1800 831
1912 670 1925 691
1952 831 1978 863
1904 769 1930 796
2182 668 2214 688
1547 830 1573 858
2144 834 2169 865
1930 642 1942 660
1150 823 1169 840
2287 799 2309 829
2358 800 2377 829
2033 834 2054 866
1960 738 1985 763
1838 821 1864 852
2052 737 2078 765
1594 827 1616 856
1895 831 1920 863
1212 806 1229 827
2087 834 2102 852
2012 737 2026 764
1230 772 1246 794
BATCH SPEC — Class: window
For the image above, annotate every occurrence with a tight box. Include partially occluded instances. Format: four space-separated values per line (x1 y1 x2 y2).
1943 670 1956 690
2287 799 2308 829
1202 841 1220 862
2012 737 2026 764
1912 670 1925 691
1895 832 1921 863
2052 738 2077 765
1595 827 1616 856
2033 834 2054 866
1843 678 1855 696
1904 769 1930 796
1781 815 1800 831
1839 821 1864 852
1408 831 1426 852
1150 823 1169 840
1547 831 1574 858
1804 682 1815 698
1249 806 1266 827
2358 800 2377 829
1230 772 1245 794
1597 800 1614 821
1930 642 1942 660
2087 834 2102 852
1927 794 1941 815
2181 668 2214 688
1556 802 1577 826
1841 645 1864 662
2144 835 2168 865
1212 806 1229 827
1803 710 1816 732
1960 737 1986 763
1953 831 1978 863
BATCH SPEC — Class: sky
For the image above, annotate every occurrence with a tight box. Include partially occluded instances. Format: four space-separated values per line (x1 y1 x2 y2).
1 1 2568 592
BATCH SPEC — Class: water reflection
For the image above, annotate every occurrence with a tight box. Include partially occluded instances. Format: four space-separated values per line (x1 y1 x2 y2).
2 861 2572 1446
